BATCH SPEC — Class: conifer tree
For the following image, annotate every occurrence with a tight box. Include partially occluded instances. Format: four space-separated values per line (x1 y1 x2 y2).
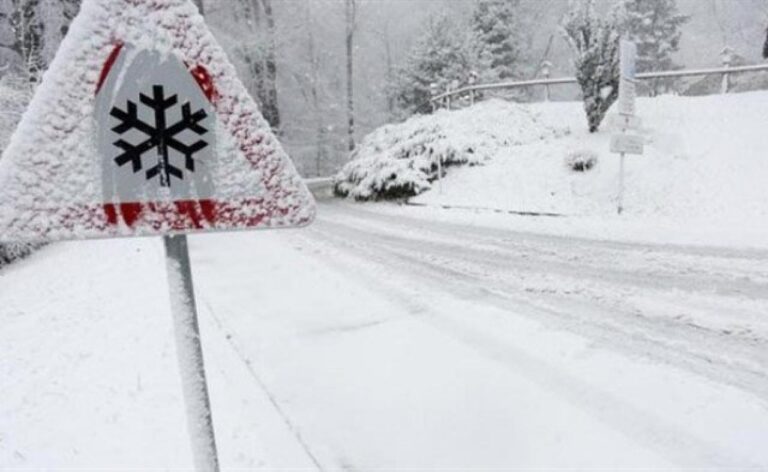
471 0 526 81
621 0 688 95
562 0 623 133
390 14 481 116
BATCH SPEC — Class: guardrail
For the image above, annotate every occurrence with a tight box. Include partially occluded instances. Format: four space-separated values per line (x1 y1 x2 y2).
304 177 335 199
430 63 768 109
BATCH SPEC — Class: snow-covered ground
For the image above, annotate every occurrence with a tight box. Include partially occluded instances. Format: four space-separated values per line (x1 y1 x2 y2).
337 91 768 237
2 200 768 470
415 92 768 224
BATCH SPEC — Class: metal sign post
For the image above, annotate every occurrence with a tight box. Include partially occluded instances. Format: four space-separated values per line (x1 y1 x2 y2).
612 40 643 215
617 116 628 215
436 154 443 195
169 3 218 468
164 234 220 472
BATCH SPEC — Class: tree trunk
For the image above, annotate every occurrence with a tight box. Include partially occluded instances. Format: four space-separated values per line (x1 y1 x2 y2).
305 0 326 176
261 0 280 133
345 0 355 152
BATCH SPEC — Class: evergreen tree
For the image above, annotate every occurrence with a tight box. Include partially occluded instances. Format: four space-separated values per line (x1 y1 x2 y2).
390 14 483 116
621 0 688 95
562 0 623 133
471 0 526 81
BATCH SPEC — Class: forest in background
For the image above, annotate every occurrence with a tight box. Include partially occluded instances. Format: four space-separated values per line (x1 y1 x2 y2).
1 0 767 177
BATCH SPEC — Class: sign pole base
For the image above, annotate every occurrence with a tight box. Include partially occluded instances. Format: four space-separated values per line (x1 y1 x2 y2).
617 152 626 215
164 234 220 472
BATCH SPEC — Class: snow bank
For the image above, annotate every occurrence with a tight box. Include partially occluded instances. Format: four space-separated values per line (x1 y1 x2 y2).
333 100 569 200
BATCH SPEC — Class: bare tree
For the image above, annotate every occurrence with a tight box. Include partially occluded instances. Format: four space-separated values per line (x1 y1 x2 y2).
304 0 328 175
0 0 45 83
261 0 280 133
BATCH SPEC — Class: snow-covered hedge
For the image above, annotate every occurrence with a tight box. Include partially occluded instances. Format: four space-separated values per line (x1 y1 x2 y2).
334 100 569 200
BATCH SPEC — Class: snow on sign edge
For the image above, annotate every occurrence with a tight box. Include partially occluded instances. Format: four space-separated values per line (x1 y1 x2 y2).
0 0 316 243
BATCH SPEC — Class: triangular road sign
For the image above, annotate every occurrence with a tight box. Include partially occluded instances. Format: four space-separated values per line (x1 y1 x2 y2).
0 0 316 243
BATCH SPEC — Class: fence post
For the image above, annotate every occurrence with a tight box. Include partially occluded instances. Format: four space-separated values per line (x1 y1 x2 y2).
450 79 459 110
540 61 552 102
721 47 734 94
430 82 439 112
468 71 478 106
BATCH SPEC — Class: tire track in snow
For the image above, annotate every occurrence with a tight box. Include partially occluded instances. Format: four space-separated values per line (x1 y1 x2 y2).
292 220 760 469
323 203 768 296
302 216 768 398
309 205 768 387
316 214 768 373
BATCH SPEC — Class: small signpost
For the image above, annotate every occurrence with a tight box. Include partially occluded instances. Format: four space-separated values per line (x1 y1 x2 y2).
0 1 316 471
612 40 644 215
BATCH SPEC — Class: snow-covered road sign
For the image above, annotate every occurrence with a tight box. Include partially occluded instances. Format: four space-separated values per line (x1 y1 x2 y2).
607 113 642 131
97 48 217 201
0 0 315 243
610 133 644 155
619 40 638 117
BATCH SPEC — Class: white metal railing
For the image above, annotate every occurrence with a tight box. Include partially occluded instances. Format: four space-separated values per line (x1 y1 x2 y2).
304 176 335 199
430 62 768 109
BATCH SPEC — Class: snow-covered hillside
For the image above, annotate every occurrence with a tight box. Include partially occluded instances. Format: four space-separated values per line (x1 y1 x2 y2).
337 92 768 225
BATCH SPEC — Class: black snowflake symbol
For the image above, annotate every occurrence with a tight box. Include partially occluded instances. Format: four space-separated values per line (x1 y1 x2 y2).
110 85 209 187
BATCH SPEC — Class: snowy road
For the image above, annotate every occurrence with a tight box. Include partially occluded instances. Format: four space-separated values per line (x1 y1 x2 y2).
2 201 768 470
307 202 768 400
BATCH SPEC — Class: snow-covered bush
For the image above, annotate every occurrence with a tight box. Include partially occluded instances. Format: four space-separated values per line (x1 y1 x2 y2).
562 0 623 133
334 99 569 200
565 149 598 172
0 242 37 269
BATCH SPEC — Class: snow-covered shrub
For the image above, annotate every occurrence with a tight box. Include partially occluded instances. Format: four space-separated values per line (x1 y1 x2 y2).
565 149 598 172
0 242 38 269
562 0 623 133
334 99 569 200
